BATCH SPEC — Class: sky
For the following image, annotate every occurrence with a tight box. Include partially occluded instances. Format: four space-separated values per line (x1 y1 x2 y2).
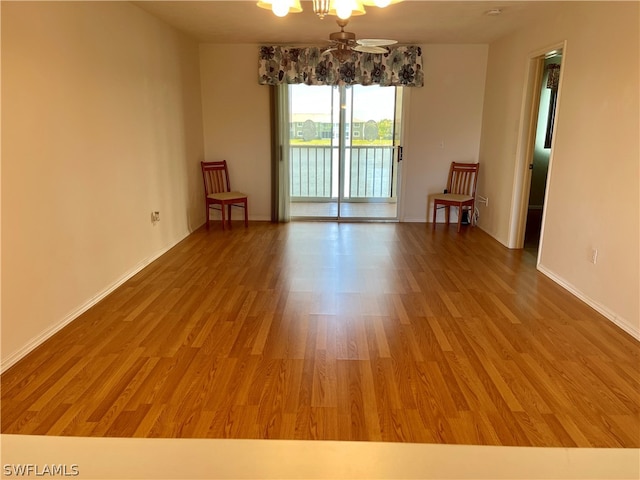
290 84 396 121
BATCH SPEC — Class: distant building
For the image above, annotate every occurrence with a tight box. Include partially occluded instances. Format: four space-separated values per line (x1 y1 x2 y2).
290 113 371 141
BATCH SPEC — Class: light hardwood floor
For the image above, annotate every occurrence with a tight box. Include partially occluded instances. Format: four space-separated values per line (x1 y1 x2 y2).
2 222 639 446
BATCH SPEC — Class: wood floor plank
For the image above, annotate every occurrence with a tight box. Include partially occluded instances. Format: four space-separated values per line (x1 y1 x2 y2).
2 222 638 446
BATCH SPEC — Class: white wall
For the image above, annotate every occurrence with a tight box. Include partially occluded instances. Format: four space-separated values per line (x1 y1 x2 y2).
198 44 488 224
1 2 205 369
402 44 488 222
478 2 639 336
199 44 273 222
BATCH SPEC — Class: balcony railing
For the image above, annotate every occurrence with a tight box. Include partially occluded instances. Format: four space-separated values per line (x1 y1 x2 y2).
290 146 334 198
290 145 395 200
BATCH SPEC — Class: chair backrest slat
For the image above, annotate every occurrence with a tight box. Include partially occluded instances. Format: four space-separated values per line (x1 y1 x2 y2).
201 161 232 195
447 162 479 197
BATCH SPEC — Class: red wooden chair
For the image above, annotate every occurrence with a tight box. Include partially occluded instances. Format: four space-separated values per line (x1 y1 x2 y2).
201 161 248 230
432 162 480 232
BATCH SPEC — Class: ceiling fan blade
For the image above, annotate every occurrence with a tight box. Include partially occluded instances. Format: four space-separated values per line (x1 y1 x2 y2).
356 38 398 47
353 45 388 54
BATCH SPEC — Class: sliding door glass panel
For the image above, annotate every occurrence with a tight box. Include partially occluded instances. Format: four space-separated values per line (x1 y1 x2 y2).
289 85 338 218
339 85 398 220
288 84 401 220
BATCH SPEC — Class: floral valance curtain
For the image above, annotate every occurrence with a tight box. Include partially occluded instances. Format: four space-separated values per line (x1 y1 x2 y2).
258 46 423 87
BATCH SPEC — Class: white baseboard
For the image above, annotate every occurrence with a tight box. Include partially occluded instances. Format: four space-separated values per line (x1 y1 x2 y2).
0 229 193 374
537 264 640 341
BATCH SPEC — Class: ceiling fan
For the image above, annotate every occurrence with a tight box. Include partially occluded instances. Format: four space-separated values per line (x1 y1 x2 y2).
321 18 397 62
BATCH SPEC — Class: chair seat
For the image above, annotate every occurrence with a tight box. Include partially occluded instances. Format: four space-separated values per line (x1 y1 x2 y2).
207 191 247 202
433 193 473 203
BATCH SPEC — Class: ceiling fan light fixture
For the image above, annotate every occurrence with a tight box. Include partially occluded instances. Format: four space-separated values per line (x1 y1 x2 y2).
272 0 290 17
362 0 402 7
328 0 367 19
258 0 370 19
312 0 331 19
256 0 302 17
333 45 354 63
335 0 355 19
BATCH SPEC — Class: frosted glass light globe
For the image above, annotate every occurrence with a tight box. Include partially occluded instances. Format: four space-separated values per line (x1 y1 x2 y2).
335 0 353 19
272 0 290 17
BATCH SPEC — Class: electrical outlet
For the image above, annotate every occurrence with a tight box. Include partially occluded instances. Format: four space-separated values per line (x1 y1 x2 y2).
477 196 488 207
591 248 598 264
151 211 160 224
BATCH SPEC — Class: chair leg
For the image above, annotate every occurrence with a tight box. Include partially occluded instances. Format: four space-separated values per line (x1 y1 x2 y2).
470 202 475 227
457 205 462 232
433 202 437 228
227 205 233 229
445 206 450 225
220 203 226 231
244 200 249 228
205 202 210 229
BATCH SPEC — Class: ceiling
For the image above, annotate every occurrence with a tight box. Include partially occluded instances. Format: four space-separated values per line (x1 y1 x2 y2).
133 1 567 45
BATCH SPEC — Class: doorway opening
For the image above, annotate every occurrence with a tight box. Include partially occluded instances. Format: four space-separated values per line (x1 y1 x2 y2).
510 41 565 256
524 51 563 252
286 84 403 221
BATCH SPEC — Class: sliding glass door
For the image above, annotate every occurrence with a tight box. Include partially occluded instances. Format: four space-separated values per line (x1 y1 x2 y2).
287 84 403 220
